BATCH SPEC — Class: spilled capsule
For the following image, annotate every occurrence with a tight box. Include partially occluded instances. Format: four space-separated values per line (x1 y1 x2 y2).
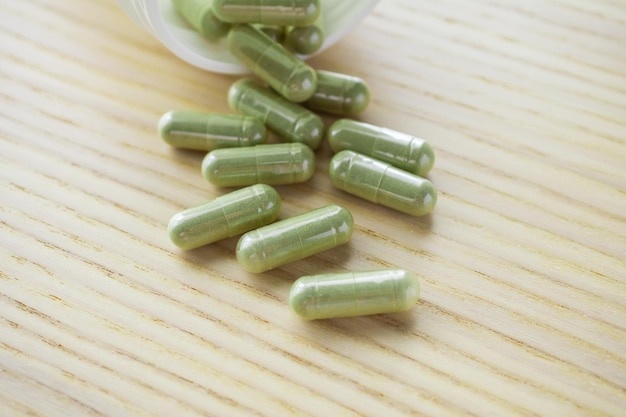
327 119 434 176
305 71 370 116
329 150 437 216
228 79 324 149
228 25 317 102
158 111 266 151
202 143 316 187
168 184 281 249
237 204 353 273
290 269 421 320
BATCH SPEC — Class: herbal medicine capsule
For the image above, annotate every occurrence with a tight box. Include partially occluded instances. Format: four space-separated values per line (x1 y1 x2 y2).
236 205 353 273
168 184 281 250
158 111 267 151
227 25 317 103
228 79 324 149
289 269 421 319
172 0 231 40
329 150 437 216
327 120 434 176
285 14 324 55
254 25 286 43
202 143 315 186
305 71 370 116
213 0 320 26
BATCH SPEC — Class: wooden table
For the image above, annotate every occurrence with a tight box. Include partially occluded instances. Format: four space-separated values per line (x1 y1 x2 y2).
1 0 625 415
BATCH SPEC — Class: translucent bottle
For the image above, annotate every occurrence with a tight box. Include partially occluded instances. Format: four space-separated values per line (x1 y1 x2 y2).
115 0 380 74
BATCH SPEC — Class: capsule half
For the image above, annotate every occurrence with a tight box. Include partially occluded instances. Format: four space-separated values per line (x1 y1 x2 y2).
289 269 421 319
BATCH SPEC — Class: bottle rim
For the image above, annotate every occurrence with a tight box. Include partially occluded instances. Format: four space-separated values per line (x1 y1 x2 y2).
117 0 380 74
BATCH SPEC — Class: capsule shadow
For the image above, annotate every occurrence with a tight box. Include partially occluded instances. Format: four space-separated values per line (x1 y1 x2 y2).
168 146 205 161
176 235 239 265
278 242 355 277
250 270 294 296
296 307 421 337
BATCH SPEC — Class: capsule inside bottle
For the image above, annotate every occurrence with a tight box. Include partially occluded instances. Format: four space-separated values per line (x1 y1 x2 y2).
172 0 232 40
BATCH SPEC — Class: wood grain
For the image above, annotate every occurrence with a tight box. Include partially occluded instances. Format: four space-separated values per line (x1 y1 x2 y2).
1 0 625 415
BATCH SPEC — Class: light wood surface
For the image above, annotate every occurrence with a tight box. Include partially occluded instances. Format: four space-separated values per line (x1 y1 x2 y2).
1 0 625 416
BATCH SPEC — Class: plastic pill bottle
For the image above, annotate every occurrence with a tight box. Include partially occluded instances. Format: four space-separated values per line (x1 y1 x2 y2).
115 0 380 74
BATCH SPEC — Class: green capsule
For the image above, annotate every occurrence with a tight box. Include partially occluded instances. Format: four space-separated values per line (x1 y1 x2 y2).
254 25 286 43
227 25 317 103
328 120 434 176
158 111 267 151
202 143 315 186
285 13 324 55
213 0 320 26
228 79 324 149
290 269 421 320
329 150 437 216
305 71 370 116
172 0 232 40
168 184 281 250
237 205 353 273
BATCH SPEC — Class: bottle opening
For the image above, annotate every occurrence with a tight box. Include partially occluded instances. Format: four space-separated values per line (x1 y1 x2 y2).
116 0 380 74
